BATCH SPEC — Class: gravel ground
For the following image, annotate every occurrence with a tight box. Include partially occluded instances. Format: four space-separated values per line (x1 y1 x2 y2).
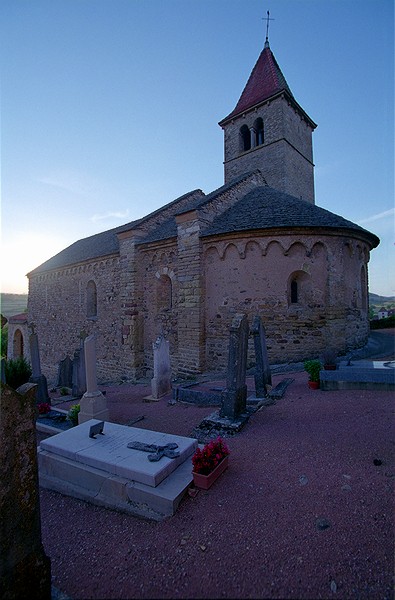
39 331 394 600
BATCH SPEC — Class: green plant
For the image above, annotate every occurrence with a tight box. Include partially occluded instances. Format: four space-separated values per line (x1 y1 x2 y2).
60 387 69 396
303 359 322 383
4 356 32 389
67 403 80 426
1 324 8 358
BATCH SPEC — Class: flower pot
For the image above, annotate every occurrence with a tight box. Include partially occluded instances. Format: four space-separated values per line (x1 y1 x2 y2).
324 364 336 371
192 455 229 490
308 381 320 390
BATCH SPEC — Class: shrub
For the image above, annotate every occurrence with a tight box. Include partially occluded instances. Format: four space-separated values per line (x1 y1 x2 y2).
370 315 395 329
303 359 322 382
68 403 81 426
4 356 32 389
1 325 8 358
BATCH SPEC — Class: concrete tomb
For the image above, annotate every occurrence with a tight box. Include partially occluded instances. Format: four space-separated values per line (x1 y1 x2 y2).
320 359 395 391
38 420 198 520
78 335 109 424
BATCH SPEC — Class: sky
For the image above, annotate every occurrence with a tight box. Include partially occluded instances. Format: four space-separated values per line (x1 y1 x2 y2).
1 0 394 296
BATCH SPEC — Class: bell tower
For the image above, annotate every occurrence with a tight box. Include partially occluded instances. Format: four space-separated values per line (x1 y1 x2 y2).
219 30 317 203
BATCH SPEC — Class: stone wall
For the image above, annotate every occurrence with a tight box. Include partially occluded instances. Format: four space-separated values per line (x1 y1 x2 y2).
203 233 370 370
28 255 122 385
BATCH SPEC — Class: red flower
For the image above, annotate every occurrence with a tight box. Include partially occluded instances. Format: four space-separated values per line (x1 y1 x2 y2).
192 437 230 475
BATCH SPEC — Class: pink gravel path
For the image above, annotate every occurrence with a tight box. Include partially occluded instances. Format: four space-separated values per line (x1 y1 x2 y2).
40 363 394 600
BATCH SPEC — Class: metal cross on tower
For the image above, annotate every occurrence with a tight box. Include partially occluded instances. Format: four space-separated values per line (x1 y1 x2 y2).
263 10 274 47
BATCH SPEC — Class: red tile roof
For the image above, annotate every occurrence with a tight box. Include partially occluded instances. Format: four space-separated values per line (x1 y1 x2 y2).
219 44 316 128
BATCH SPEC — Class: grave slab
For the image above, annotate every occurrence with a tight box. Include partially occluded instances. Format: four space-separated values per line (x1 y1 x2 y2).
40 420 197 487
320 361 394 391
38 420 199 519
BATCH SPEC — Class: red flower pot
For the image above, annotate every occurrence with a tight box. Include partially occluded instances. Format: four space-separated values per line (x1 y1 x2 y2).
308 381 320 390
192 456 229 490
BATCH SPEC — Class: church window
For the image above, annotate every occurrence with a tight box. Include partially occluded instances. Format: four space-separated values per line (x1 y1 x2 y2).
87 280 98 318
240 125 251 152
13 329 24 358
290 279 298 304
254 118 264 146
157 274 172 312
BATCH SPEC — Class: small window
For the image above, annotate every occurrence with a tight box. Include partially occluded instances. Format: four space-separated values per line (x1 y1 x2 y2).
157 275 172 312
290 279 298 304
240 125 251 152
254 117 264 146
13 328 24 357
87 280 97 318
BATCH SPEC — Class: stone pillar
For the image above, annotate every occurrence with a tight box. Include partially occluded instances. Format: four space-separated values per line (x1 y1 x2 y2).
118 229 146 380
250 127 256 148
0 382 51 599
78 335 109 424
176 210 205 375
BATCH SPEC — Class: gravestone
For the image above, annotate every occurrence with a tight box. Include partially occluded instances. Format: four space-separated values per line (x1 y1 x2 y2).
78 335 109 424
251 315 272 398
149 335 172 400
0 381 51 599
28 325 49 403
57 355 73 388
1 357 5 384
220 313 249 420
72 344 87 398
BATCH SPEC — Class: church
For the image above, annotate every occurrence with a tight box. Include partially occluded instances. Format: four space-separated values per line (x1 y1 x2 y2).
27 34 379 384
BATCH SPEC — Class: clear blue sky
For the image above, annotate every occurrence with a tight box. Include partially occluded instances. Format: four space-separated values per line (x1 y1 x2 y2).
1 0 394 296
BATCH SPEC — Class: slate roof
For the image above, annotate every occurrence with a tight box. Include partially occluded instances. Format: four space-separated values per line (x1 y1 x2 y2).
219 44 316 128
200 186 380 248
138 171 263 245
28 225 126 275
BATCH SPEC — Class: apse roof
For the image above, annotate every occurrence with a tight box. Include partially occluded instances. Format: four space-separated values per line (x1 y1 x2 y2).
200 186 380 248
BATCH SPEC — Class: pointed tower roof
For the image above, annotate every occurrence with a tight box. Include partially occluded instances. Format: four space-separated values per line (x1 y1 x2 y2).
219 42 316 128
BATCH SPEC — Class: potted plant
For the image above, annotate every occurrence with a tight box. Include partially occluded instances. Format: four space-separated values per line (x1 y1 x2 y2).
303 359 322 389
67 403 81 426
192 437 230 490
37 402 51 417
321 348 337 370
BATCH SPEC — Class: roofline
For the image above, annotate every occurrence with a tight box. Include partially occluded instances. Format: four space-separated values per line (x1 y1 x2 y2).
27 250 119 278
200 225 380 249
219 90 317 129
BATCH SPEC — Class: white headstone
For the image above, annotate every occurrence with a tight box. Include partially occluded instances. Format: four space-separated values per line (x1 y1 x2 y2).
150 335 171 399
78 335 109 424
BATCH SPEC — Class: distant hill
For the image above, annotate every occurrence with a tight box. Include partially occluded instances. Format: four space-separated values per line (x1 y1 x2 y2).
1 293 28 319
369 293 395 304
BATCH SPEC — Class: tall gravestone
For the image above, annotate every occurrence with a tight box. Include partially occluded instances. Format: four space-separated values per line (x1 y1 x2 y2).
28 326 49 403
0 382 51 599
150 334 172 399
220 313 249 420
251 315 272 398
72 342 87 398
56 355 73 389
78 334 109 424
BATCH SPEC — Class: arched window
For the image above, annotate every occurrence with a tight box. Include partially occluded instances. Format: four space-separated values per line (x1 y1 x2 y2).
157 275 172 312
13 329 24 357
254 117 264 146
290 279 298 304
87 280 97 318
240 125 251 152
288 270 311 307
